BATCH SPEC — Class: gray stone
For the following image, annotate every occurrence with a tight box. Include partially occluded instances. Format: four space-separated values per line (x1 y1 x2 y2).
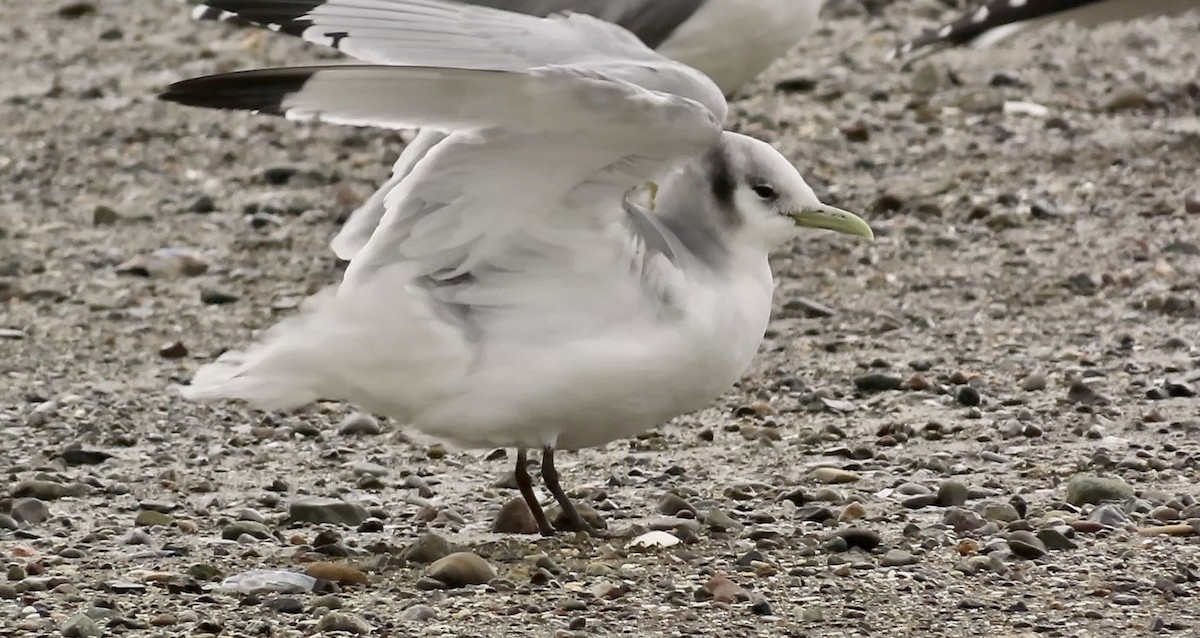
1066 474 1133 506
1006 531 1047 559
402 533 453 564
880 549 919 567
338 413 382 435
426 552 496 588
1088 504 1131 528
287 497 369 526
400 604 437 622
62 613 102 638
221 521 272 541
315 612 373 634
936 481 969 507
1036 527 1078 551
11 497 49 524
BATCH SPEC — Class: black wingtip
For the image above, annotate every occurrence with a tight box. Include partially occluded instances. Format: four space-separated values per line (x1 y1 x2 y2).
158 68 315 115
198 0 328 37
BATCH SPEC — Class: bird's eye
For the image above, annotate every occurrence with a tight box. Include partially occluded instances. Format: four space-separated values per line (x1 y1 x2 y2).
751 184 777 200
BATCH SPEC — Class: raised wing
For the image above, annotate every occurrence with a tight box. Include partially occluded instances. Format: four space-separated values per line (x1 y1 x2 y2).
187 0 706 56
161 1 727 293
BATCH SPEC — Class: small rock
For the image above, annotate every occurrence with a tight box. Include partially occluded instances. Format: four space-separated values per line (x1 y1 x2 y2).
1102 85 1151 111
1185 191 1200 214
357 517 384 533
399 604 437 622
402 533 453 564
936 481 969 507
944 508 986 532
548 503 606 532
13 479 88 500
1065 474 1133 506
809 467 861 484
158 341 188 359
200 288 240 305
217 570 316 594
116 248 209 278
315 612 373 634
955 386 982 407
221 520 272 541
880 549 919 567
186 194 216 213
839 501 867 521
1088 504 1131 528
657 493 696 517
833 528 882 551
312 595 343 610
1006 531 1047 559
337 413 382 435
304 562 369 586
426 552 496 588
1111 594 1140 606
288 497 369 526
853 373 903 392
1138 524 1194 537
134 510 174 527
982 503 1021 523
1021 374 1047 391
92 205 119 225
630 531 681 549
149 613 177 627
795 506 834 522
703 572 747 604
492 497 541 535
11 498 49 524
62 613 101 638
1036 527 1078 551
264 597 304 613
1066 381 1110 406
901 494 939 509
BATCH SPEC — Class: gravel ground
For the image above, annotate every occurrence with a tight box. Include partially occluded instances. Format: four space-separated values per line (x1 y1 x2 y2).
3 1 1199 637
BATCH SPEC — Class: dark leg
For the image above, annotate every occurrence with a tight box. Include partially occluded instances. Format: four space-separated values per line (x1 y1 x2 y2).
541 447 606 537
514 448 555 536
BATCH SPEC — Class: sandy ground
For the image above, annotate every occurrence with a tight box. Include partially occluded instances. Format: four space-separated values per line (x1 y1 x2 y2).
2 1 1199 637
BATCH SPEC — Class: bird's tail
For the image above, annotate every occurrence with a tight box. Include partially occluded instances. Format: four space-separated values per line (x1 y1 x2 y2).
181 265 472 420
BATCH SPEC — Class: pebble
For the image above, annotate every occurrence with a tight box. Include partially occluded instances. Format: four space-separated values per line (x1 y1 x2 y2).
315 612 373 634
833 528 882 551
1185 191 1200 214
115 248 209 278
956 386 982 407
902 494 939 509
703 572 747 604
549 503 606 532
288 497 369 526
1021 374 1047 391
62 613 101 638
853 373 903 392
839 501 867 521
1066 381 1110 406
186 194 216 213
200 288 240 305
982 503 1021 523
880 549 919 567
312 595 343 610
1006 531 1047 559
149 613 177 627
218 570 316 594
809 468 861 484
1036 527 1078 551
11 498 49 524
1088 505 1131 527
795 506 834 522
337 413 382 435
305 562 369 586
426 552 496 588
400 604 437 621
657 492 696 516
1065 474 1133 506
13 479 89 500
492 497 541 535
135 510 174 527
402 533 453 564
264 597 305 613
1102 85 1151 111
944 508 986 532
1138 524 1195 537
630 530 681 549
357 517 384 533
936 481 969 507
221 520 272 541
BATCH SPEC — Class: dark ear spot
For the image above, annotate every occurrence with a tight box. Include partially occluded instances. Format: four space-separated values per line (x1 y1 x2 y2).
705 146 735 207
